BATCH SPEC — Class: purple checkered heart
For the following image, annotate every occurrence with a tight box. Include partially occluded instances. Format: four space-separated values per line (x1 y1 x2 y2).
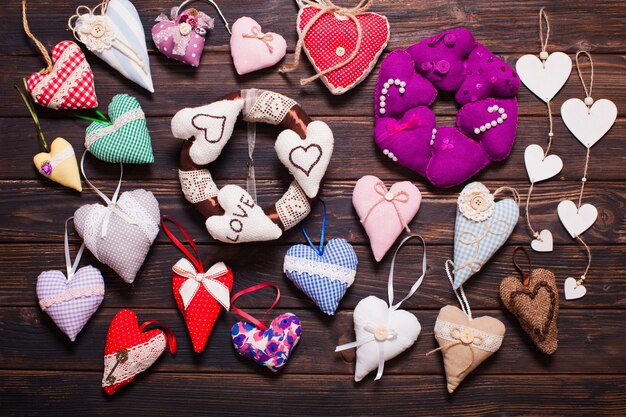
36 265 105 341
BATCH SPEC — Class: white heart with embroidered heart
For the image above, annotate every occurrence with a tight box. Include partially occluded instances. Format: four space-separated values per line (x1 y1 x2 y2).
231 17 287 75
276 121 334 198
561 98 617 148
353 175 422 262
516 52 572 102
284 238 358 315
37 265 105 341
557 200 598 238
564 277 587 300
524 144 563 183
350 296 421 382
206 185 282 243
74 189 160 284
531 229 554 253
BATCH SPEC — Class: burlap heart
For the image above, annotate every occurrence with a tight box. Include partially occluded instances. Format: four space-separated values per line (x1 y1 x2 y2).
500 268 559 354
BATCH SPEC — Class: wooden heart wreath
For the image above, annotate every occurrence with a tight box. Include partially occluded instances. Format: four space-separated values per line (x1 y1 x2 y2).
171 89 334 243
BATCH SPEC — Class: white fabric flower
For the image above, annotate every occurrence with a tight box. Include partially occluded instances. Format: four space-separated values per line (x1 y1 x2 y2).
458 182 494 222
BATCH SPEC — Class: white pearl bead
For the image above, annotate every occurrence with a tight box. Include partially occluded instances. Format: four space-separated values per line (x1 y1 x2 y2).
584 96 594 106
395 79 401 85
431 135 436 140
379 102 386 108
430 139 435 145
383 83 390 89
491 120 497 127
582 177 587 182
383 149 389 155
379 108 386 114
497 117 503 124
474 128 481 134
485 123 492 130
539 51 549 60
385 192 394 201
388 78 394 85
498 107 505 114
488 106 494 113
493 105 499 110
501 113 507 120
480 125 486 132
381 88 388 95
398 87 405 94
432 128 437 134
400 81 406 87
392 156 398 162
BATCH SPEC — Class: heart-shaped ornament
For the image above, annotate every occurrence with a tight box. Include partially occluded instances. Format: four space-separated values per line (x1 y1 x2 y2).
231 17 287 75
452 182 519 288
172 260 234 353
515 52 572 102
350 296 421 382
85 94 154 164
524 144 563 183
353 176 422 262
102 309 174 395
231 313 302 372
500 268 559 354
531 229 554 253
297 5 390 94
434 305 505 393
284 238 358 315
37 266 104 341
276 121 334 198
33 137 82 192
74 189 160 283
564 277 587 300
557 200 598 238
73 0 154 92
206 185 282 243
26 40 98 110
561 98 617 148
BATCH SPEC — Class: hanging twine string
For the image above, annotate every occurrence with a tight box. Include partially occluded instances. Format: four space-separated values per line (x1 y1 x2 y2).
539 7 550 56
445 260 472 319
22 0 53 74
280 0 373 85
524 182 539 239
577 147 591 209
15 79 48 152
493 186 521 206
360 181 412 233
575 51 594 104
576 236 592 286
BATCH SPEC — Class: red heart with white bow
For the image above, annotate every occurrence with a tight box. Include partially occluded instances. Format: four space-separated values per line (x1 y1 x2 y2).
172 259 234 353
297 4 390 94
26 41 98 110
102 309 176 395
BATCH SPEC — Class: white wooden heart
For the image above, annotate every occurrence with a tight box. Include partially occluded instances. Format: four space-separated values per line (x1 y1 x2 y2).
275 121 334 198
350 296 420 382
516 52 572 102
561 98 617 148
564 277 586 300
531 229 554 252
205 185 282 243
557 200 598 238
171 99 244 165
524 144 563 183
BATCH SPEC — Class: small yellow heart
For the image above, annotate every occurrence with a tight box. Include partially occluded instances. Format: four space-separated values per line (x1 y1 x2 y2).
33 138 82 192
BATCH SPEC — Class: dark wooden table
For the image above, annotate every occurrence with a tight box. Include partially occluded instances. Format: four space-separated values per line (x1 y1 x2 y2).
1 1 625 415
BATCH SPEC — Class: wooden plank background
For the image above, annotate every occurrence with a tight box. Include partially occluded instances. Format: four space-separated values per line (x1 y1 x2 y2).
1 0 625 415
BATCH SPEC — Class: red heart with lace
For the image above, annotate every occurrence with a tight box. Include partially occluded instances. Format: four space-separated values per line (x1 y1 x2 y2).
297 5 389 94
102 309 176 395
26 41 98 110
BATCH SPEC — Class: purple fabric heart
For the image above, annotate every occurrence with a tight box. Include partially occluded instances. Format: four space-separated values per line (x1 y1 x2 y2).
456 44 521 105
407 28 476 91
374 107 435 176
36 265 105 341
427 127 490 188
375 50 437 119
457 98 519 161
152 9 212 67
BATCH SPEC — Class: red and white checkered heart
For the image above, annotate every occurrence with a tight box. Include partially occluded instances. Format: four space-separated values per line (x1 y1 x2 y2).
297 6 390 94
27 40 98 110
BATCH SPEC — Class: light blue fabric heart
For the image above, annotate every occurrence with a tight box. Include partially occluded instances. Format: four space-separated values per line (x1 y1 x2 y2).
284 238 358 315
452 183 519 289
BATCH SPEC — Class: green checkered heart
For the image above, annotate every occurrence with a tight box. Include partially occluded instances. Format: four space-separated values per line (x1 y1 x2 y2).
86 94 154 164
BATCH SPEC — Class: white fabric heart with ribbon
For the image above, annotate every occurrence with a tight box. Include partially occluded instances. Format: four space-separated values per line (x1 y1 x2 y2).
172 258 231 310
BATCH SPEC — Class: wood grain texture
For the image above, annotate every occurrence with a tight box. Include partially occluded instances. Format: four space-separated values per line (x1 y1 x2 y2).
1 0 625 415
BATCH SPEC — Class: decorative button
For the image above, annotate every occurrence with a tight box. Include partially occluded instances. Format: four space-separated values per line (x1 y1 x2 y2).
435 60 450 75
374 325 388 341
385 192 394 201
179 22 192 36
469 193 486 211
336 46 346 57
443 33 457 47
90 23 106 38
420 62 433 72
460 330 474 344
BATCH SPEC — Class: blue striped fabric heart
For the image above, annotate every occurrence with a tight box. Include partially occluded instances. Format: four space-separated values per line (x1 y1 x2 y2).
284 239 358 315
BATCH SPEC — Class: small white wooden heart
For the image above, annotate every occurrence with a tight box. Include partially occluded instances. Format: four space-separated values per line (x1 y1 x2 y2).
557 200 598 238
564 277 586 300
351 296 420 382
516 52 572 102
561 98 618 148
275 121 334 198
205 185 282 243
531 229 554 252
524 144 563 183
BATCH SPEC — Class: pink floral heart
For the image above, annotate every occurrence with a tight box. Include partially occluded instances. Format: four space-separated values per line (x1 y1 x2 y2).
152 15 207 67
231 313 301 372
230 17 287 75
353 175 422 261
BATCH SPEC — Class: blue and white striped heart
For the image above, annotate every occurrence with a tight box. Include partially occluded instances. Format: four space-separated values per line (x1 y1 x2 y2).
284 239 358 315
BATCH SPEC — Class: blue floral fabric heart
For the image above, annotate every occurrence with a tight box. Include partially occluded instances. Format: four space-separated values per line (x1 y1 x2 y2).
284 238 358 315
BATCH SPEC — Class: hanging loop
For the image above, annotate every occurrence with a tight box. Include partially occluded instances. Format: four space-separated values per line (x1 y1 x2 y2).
512 246 532 286
230 282 281 331
575 51 595 106
538 7 551 58
161 215 203 272
178 0 231 34
301 200 327 256
387 234 427 311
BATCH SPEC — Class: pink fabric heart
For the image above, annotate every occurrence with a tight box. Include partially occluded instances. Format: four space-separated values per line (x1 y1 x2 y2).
353 175 422 262
230 17 287 75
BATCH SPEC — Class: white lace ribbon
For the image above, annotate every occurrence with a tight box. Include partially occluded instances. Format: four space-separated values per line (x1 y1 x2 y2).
172 258 230 310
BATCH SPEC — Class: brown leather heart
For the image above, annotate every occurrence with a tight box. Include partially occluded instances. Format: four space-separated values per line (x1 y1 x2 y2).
500 268 559 354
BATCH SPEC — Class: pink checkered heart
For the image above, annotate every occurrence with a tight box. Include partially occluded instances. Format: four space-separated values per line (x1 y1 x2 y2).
353 175 422 261
36 265 105 341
